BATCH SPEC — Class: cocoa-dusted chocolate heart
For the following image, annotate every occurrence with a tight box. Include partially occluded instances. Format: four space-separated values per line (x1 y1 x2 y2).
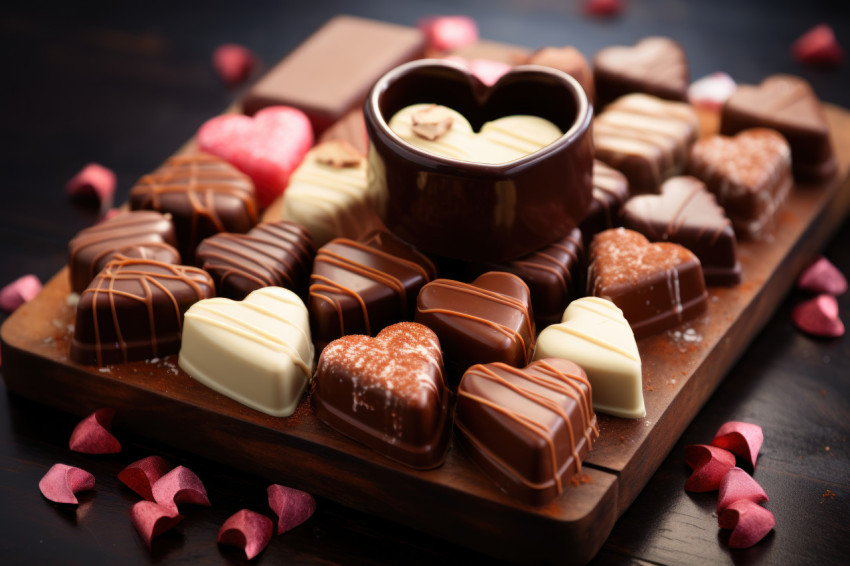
593 36 690 109
415 271 535 384
687 128 792 240
312 322 450 469
720 74 836 184
364 59 593 262
588 227 708 338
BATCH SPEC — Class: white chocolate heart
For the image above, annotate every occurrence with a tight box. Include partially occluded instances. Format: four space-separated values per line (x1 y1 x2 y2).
533 296 645 419
178 286 314 417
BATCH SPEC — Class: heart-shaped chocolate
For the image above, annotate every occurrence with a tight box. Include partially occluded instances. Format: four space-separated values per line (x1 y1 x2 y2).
588 228 708 338
579 160 629 243
196 220 314 300
198 106 314 208
455 358 598 506
623 176 741 286
534 296 644 419
593 36 690 109
312 322 450 469
415 271 535 384
687 128 792 240
720 74 836 184
179 286 314 417
364 59 594 261
70 258 215 366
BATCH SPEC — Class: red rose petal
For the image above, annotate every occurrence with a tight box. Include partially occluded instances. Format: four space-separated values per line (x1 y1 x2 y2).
68 408 122 454
267 484 316 535
791 24 845 68
710 421 764 469
39 463 95 505
65 163 116 207
717 467 769 512
0 274 42 313
718 499 775 548
684 444 736 492
151 466 210 511
688 72 737 110
583 0 625 17
213 43 257 86
130 500 183 549
792 294 845 338
797 256 848 296
217 509 274 560
418 15 479 52
118 455 173 501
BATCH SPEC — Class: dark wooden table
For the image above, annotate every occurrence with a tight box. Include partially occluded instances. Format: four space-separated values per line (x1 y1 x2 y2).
1 2 848 564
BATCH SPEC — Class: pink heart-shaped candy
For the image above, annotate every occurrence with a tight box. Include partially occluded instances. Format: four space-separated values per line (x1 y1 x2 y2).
797 256 848 295
792 294 845 338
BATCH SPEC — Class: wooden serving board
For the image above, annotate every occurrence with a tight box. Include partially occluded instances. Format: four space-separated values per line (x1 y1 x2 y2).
3 43 850 564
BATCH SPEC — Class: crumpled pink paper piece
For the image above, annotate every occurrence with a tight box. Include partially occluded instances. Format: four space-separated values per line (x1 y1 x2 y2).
213 43 257 86
684 444 736 492
0 274 42 313
65 163 116 208
130 500 183 549
792 294 845 338
267 483 316 535
151 465 210 512
797 256 848 296
717 467 769 512
118 455 173 501
69 408 122 454
418 15 478 53
718 499 775 548
710 421 764 469
39 463 95 504
218 509 274 560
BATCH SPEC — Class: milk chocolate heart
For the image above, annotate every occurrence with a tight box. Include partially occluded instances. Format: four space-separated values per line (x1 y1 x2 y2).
720 74 836 184
623 176 741 286
179 286 314 417
312 322 450 469
688 128 792 240
593 36 690 109
415 271 535 384
588 227 708 338
534 296 644 419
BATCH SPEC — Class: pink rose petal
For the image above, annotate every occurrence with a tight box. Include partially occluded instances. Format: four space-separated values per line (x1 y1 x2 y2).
69 408 122 454
0 274 42 312
213 43 257 86
267 484 316 535
684 444 736 492
791 24 844 68
217 509 274 560
718 467 769 512
797 256 848 296
39 463 95 505
718 499 775 549
688 72 737 110
118 455 173 501
792 294 845 338
418 15 478 53
151 465 210 511
583 0 625 17
197 106 313 209
130 500 183 549
65 163 116 208
710 421 764 469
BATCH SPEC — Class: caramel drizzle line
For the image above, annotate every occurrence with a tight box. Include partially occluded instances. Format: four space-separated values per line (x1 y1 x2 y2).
418 280 533 363
310 274 373 336
663 183 727 246
510 240 581 296
533 359 599 440
337 238 433 282
201 233 299 289
361 232 437 279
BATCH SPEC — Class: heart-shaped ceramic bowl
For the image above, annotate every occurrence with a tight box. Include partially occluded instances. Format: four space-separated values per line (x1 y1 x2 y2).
364 59 593 262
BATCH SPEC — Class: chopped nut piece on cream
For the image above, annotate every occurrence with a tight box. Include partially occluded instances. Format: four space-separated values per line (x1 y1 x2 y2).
313 140 364 168
411 104 454 140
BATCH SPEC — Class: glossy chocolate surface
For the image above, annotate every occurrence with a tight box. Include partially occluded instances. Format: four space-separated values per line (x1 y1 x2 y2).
67 210 180 294
527 45 595 103
309 231 436 353
129 153 258 263
415 271 535 384
364 59 594 262
196 220 314 300
623 176 741 286
70 258 215 366
312 322 450 469
455 358 598 506
588 228 708 338
579 160 630 243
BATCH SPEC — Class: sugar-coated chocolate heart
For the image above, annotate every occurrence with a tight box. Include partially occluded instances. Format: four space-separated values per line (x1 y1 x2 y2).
312 322 450 469
589 228 708 338
198 106 314 208
179 287 314 418
534 296 644 419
